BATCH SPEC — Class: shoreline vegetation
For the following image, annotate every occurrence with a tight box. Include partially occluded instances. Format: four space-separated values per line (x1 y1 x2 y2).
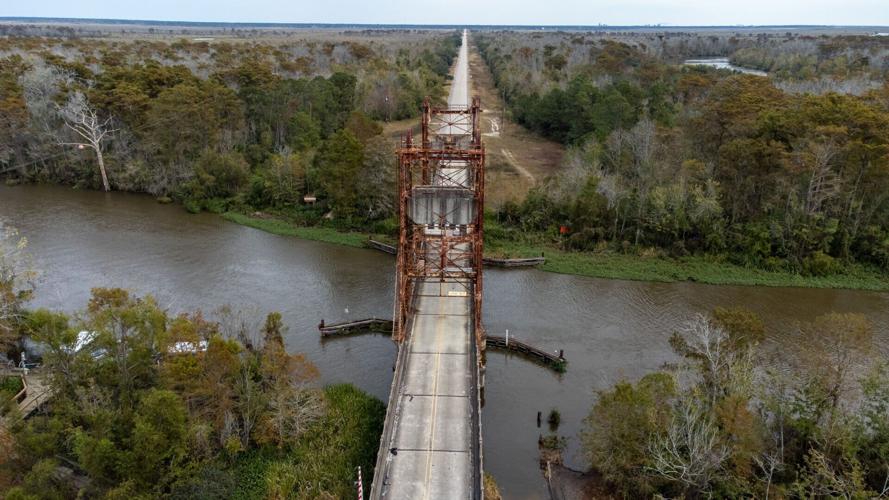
222 210 889 291
577 309 889 498
0 282 386 498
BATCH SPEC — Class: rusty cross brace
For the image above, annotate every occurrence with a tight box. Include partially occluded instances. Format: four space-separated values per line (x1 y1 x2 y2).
406 233 478 281
433 171 472 190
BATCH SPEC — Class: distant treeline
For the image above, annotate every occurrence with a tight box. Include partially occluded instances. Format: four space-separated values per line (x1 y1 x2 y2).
3 19 882 30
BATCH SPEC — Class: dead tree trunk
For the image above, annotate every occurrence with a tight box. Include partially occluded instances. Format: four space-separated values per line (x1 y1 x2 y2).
57 92 115 192
95 147 109 192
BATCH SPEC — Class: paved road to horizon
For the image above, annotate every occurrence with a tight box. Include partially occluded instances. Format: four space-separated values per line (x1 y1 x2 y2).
375 29 478 499
448 29 470 108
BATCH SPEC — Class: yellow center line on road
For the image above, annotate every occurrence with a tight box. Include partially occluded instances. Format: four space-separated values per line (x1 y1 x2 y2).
423 283 446 500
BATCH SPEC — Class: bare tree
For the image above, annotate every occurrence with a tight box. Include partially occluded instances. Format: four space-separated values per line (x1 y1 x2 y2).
754 375 790 500
604 118 658 245
648 400 729 493
18 61 72 176
21 60 72 135
220 410 241 449
670 314 736 404
679 314 731 376
552 139 599 201
798 313 873 412
58 91 116 191
358 136 396 219
216 304 264 350
796 449 871 500
794 137 841 216
262 385 325 447
754 448 785 499
235 362 264 447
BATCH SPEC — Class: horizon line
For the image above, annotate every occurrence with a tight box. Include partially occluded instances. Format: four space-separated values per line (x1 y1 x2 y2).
2 16 888 29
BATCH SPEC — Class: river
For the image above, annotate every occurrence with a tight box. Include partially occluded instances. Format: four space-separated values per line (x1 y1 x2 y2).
2 184 887 499
683 57 768 76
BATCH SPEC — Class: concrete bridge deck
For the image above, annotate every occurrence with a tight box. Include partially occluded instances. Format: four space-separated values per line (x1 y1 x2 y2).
375 280 480 498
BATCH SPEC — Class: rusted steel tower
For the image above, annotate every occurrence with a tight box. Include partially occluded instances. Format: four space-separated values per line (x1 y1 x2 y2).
393 96 486 350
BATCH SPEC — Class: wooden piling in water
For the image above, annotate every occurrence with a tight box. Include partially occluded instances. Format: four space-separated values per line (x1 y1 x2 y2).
486 335 566 372
365 240 397 255
319 317 393 336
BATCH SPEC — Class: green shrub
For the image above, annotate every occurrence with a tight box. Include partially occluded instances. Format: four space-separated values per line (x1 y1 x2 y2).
183 199 201 214
803 251 840 276
231 384 385 499
370 216 399 236
203 198 228 214
581 372 676 495
539 434 567 450
1 375 24 394
762 256 786 272
179 151 251 207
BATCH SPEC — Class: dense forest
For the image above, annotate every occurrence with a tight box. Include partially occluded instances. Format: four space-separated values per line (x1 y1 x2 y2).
0 32 439 495
0 31 459 222
477 31 889 276
474 32 889 492
0 228 384 498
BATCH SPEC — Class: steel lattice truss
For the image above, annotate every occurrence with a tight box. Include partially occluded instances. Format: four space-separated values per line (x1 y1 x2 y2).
393 97 486 349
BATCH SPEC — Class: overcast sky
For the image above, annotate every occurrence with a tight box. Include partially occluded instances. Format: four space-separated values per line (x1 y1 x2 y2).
3 0 889 26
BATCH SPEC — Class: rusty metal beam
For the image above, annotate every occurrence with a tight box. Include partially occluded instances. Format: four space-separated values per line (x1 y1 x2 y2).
393 96 485 351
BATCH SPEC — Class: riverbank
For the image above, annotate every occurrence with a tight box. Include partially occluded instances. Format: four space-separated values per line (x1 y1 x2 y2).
222 212 373 248
495 241 889 291
223 211 889 291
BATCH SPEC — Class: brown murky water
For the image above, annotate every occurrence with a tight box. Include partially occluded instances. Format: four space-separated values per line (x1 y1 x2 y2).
2 184 888 499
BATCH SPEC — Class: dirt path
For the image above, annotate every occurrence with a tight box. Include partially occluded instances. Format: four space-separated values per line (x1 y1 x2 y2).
466 38 564 207
501 148 535 182
483 116 500 137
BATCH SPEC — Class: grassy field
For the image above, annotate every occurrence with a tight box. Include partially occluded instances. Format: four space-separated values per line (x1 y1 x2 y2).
223 211 889 291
